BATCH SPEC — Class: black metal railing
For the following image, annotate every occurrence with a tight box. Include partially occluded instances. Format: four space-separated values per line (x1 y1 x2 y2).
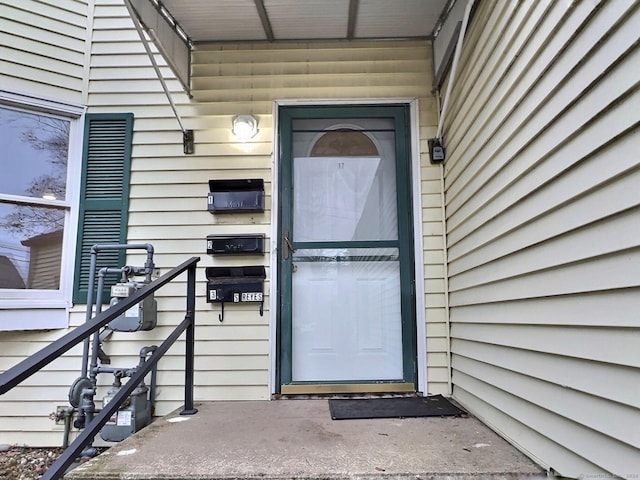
0 256 200 480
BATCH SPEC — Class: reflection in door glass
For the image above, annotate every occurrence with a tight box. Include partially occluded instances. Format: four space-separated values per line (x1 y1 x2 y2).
292 119 398 242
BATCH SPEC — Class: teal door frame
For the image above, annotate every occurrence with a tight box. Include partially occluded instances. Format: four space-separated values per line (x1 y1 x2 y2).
276 104 418 392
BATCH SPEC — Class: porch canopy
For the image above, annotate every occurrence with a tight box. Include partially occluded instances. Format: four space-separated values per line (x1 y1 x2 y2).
125 0 464 94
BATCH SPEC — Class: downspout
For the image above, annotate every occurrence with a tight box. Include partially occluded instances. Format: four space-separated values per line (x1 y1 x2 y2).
435 0 475 141
435 0 475 396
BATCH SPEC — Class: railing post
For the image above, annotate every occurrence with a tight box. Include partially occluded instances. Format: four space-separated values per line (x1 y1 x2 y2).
181 262 198 415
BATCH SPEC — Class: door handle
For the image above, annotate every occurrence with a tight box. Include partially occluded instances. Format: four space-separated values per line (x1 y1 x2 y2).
283 231 295 260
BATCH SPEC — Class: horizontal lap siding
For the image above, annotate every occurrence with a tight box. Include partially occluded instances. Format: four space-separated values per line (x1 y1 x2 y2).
443 0 640 478
0 0 87 103
86 2 444 411
0 330 87 446
1 1 442 445
0 0 88 446
84 2 274 415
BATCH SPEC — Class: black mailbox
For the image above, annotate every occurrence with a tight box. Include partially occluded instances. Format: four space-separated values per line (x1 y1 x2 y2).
206 266 266 321
207 179 264 213
207 234 264 255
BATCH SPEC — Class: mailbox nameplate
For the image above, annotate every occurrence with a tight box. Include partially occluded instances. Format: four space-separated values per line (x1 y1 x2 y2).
207 282 264 303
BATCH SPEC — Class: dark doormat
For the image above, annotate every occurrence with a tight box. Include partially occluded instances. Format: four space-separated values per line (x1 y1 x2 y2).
329 394 466 420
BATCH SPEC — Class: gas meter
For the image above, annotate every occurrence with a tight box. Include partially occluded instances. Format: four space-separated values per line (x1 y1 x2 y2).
100 377 151 442
108 281 157 332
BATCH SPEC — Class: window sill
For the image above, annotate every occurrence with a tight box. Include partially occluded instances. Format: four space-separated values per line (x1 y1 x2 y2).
0 307 69 331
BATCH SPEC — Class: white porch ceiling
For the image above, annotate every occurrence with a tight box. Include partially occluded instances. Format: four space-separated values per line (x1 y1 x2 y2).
127 0 462 96
157 0 451 43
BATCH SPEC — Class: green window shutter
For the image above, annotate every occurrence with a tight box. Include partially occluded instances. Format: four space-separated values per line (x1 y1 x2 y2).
73 113 133 304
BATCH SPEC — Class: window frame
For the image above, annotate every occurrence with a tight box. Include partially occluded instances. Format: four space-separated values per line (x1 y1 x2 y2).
0 89 84 322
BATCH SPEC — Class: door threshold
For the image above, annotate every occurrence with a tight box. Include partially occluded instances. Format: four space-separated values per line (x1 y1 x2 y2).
280 382 415 395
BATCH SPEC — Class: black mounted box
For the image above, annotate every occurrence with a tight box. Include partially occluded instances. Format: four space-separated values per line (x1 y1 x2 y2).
207 234 264 255
205 266 266 303
428 138 446 163
207 179 264 213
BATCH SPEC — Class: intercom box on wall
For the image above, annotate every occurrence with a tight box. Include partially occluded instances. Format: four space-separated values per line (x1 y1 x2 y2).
207 179 264 213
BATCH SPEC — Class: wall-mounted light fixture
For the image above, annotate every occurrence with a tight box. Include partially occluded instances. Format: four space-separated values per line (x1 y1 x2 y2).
232 115 258 141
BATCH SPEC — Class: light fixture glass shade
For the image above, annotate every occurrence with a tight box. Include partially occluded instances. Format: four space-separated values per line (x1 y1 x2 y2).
232 115 258 141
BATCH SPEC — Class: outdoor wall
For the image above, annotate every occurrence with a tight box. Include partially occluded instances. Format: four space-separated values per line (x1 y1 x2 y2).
186 39 449 398
0 0 445 446
0 0 89 446
442 1 640 478
81 0 446 424
0 0 88 104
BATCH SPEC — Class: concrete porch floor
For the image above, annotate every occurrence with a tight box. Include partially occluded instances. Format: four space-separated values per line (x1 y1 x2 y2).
65 400 545 480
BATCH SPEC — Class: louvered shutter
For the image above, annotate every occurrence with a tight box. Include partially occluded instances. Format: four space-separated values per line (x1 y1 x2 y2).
73 113 133 304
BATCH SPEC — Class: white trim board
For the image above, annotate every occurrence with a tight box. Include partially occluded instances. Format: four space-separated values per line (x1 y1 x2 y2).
269 98 428 396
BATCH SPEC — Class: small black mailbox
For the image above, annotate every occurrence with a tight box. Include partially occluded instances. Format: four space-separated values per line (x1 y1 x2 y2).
206 266 266 321
207 234 264 255
207 179 264 213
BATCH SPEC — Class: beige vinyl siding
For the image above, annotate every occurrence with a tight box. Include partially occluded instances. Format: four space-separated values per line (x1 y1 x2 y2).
443 0 640 478
0 0 88 103
82 2 444 413
192 39 446 396
0 0 88 446
0 331 86 446
0 1 443 445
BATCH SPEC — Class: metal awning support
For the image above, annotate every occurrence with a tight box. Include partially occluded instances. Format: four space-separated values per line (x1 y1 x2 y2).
435 0 475 141
427 0 474 164
347 0 359 40
254 0 275 41
123 0 194 154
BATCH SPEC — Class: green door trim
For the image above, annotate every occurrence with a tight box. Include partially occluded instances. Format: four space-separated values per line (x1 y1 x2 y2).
276 104 417 392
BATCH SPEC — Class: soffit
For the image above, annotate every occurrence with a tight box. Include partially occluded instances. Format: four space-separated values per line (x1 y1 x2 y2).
158 0 450 43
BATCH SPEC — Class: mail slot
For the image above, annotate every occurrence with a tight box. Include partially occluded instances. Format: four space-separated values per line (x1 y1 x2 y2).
207 234 264 255
205 266 266 304
207 179 264 213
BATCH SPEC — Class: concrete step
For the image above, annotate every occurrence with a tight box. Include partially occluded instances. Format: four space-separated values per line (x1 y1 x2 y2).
65 400 545 480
